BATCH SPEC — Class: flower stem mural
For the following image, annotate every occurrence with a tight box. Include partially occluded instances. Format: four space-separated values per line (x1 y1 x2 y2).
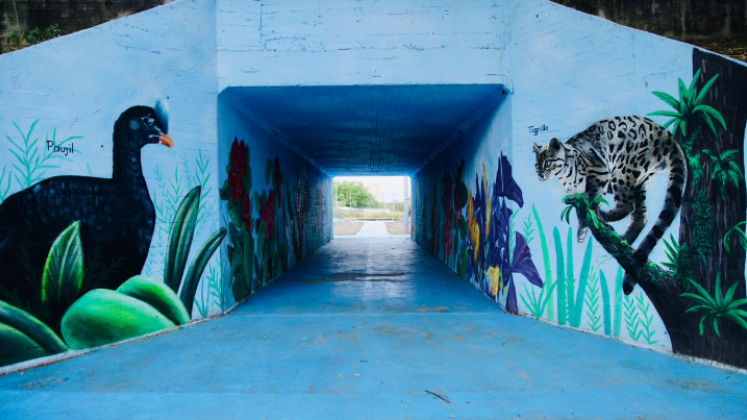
219 138 327 304
418 153 543 315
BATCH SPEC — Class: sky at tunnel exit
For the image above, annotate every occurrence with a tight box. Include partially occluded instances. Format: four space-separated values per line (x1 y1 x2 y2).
334 176 410 202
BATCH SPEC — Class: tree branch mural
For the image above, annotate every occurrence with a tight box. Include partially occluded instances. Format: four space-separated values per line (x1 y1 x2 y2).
533 49 747 368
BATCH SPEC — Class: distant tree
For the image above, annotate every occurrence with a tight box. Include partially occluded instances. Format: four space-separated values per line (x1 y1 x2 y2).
335 181 375 208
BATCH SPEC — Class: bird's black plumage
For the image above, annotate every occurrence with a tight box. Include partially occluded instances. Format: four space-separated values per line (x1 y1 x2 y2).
0 105 173 325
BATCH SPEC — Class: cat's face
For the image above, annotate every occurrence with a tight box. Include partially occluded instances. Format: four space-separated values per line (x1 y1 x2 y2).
532 138 566 181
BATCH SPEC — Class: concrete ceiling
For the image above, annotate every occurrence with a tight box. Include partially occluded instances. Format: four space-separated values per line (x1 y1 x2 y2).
226 84 504 175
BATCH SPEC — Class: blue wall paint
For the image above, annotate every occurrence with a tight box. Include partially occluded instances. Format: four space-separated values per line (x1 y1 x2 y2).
413 0 747 368
2 0 746 370
226 85 502 175
217 92 333 306
216 0 511 88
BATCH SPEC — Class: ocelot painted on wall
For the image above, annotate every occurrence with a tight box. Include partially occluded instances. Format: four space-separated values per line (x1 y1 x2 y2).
532 116 687 294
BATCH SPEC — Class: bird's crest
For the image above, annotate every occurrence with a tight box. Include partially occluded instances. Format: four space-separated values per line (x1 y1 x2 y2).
155 99 170 133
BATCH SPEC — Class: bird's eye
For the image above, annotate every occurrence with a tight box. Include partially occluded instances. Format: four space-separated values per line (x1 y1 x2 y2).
142 116 155 126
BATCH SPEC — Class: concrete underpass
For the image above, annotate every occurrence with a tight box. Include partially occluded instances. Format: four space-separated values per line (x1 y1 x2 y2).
3 238 746 418
1 1 747 418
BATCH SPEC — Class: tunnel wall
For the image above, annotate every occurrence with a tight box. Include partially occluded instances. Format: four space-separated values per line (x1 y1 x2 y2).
217 93 333 306
0 0 222 368
415 0 747 369
215 0 511 88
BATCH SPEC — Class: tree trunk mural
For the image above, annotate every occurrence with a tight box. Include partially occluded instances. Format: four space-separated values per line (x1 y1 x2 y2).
565 48 747 368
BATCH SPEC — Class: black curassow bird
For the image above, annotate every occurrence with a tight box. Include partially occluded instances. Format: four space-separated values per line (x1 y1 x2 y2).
0 102 174 321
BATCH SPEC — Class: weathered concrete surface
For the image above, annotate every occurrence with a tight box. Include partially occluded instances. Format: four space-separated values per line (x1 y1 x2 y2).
0 238 745 419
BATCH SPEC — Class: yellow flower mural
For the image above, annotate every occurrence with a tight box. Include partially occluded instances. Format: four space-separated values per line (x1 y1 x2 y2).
468 191 481 261
488 265 501 297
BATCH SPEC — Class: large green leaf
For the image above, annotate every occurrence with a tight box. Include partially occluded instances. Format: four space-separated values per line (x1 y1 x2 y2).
180 228 227 315
0 299 67 356
117 276 189 326
42 221 84 321
0 323 52 367
61 289 176 350
164 186 201 292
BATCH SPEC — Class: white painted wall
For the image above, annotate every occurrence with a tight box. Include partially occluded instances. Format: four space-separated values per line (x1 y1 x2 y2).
0 0 222 318
216 0 511 88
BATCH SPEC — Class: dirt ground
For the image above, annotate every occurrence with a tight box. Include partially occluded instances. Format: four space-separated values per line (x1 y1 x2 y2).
333 221 364 236
385 221 406 235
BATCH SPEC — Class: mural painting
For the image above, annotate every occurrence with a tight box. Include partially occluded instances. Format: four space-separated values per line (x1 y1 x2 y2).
416 152 544 315
414 50 747 369
531 51 747 367
219 138 330 303
0 103 226 367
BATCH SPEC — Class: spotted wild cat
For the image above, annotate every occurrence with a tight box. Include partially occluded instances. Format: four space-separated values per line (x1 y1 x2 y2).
532 116 687 293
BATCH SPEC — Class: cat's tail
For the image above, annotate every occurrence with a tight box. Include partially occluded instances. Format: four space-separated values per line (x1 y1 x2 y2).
622 139 687 295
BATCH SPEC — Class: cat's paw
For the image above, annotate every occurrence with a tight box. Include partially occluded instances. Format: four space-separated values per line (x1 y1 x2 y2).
577 229 588 243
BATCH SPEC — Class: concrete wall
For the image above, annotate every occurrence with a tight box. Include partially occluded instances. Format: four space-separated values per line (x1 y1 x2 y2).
0 0 336 370
414 0 747 369
216 0 511 88
0 0 220 367
217 93 332 305
2 0 747 372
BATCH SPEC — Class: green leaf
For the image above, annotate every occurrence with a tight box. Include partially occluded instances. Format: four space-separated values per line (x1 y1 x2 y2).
713 318 721 337
685 305 711 313
681 292 714 307
42 221 84 320
714 274 724 307
61 289 177 350
662 118 677 129
721 149 739 161
688 69 702 93
679 119 688 137
180 228 227 315
694 74 719 106
117 276 189 326
0 299 67 355
698 112 718 137
0 323 54 367
727 298 747 310
724 281 738 307
693 105 727 130
164 186 202 292
651 91 680 110
648 110 682 118
726 313 747 331
698 316 707 336
678 78 688 109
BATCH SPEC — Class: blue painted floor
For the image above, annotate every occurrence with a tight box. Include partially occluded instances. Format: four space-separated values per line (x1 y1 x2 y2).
1 238 746 419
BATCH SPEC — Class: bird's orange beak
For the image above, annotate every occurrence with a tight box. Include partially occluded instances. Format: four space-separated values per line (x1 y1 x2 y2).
159 134 174 148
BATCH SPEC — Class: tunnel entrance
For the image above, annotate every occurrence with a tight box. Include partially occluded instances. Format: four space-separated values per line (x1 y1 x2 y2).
215 82 508 312
332 175 411 239
217 83 507 272
219 84 506 175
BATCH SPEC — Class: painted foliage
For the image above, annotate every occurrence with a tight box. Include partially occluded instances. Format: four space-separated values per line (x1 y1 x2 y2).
0 104 225 367
413 96 545 315
219 137 331 303
526 50 747 368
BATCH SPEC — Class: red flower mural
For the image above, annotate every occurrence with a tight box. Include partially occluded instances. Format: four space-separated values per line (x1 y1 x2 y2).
228 138 249 201
231 138 248 176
